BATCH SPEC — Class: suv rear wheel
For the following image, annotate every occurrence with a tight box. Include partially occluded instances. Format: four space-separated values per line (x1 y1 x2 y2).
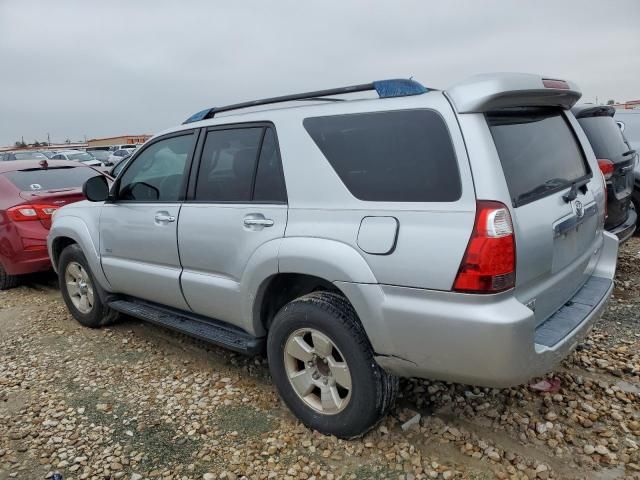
58 244 119 328
0 264 19 290
267 291 397 439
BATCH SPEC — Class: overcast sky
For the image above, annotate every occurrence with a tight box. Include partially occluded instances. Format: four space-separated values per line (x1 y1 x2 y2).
0 0 638 147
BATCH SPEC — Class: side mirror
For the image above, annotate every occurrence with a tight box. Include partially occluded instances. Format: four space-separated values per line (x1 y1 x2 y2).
83 175 110 202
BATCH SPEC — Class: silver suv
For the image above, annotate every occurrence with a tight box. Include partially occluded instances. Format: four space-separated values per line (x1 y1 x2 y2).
48 73 618 438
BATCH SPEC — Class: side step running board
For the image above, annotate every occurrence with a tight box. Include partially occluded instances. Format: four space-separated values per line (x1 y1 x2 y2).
108 299 264 355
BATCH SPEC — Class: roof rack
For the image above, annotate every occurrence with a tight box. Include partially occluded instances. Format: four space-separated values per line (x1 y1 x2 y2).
183 78 429 124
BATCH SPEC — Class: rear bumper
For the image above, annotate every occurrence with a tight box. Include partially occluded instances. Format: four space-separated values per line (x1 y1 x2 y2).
1 249 51 275
337 232 618 387
607 204 636 244
1 222 52 276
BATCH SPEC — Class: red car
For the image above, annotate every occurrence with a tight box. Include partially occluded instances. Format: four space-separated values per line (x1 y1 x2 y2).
0 159 105 289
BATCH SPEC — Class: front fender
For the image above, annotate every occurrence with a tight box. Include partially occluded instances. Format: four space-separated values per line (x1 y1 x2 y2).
47 215 112 292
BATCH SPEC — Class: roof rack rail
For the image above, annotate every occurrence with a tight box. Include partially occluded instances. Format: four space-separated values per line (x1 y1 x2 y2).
183 78 428 124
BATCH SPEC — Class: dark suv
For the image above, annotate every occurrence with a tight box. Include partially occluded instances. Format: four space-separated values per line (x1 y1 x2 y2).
573 105 637 242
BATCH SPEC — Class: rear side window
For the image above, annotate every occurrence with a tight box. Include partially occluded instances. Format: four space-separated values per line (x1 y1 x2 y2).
577 116 628 161
487 108 589 207
303 110 461 202
195 126 287 203
3 166 100 191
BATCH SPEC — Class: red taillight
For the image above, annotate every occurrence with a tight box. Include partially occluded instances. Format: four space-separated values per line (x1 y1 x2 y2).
453 201 516 294
7 204 59 222
597 158 614 181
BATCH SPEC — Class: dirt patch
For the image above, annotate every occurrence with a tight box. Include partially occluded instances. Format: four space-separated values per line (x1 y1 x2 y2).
0 239 639 479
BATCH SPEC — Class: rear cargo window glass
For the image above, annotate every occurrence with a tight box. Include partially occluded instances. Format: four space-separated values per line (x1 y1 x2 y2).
13 152 47 160
303 110 461 202
3 167 99 191
487 109 589 207
577 116 628 161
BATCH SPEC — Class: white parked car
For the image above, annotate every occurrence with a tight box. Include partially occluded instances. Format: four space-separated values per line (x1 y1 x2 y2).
108 144 139 152
107 148 136 166
52 150 103 167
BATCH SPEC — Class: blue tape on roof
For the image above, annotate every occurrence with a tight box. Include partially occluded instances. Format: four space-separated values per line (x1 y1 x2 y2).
184 78 428 123
373 79 428 98
183 108 211 124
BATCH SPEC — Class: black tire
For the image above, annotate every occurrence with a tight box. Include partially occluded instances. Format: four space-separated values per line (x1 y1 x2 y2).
267 291 398 439
0 263 20 290
58 244 119 328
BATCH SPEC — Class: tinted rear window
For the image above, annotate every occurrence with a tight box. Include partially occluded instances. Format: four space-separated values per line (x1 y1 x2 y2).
3 167 99 191
577 116 628 161
487 108 589 206
14 152 47 160
303 110 461 202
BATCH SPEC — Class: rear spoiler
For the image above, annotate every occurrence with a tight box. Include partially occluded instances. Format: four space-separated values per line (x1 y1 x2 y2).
445 73 581 113
571 104 615 118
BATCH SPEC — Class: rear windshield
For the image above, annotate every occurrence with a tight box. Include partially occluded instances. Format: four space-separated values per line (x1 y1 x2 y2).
3 166 99 191
303 110 461 202
14 152 47 160
487 108 589 207
577 116 628 161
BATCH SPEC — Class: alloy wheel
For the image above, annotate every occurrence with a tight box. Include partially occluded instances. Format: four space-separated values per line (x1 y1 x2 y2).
65 261 94 314
283 328 352 414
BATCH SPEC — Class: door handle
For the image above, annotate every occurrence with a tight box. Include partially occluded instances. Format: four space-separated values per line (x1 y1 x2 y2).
154 213 176 223
244 215 274 228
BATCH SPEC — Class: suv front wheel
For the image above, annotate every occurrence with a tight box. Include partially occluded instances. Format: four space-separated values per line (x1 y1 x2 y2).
58 244 119 328
267 291 398 439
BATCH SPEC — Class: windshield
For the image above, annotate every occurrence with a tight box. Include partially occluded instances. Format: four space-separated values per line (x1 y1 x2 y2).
487 108 590 206
14 152 47 160
3 166 101 191
68 152 95 162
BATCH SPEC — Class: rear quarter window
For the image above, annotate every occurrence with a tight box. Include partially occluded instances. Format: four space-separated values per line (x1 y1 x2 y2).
303 110 461 202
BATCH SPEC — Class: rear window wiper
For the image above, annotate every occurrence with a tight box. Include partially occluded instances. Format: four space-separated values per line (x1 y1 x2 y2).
622 149 636 157
514 178 568 206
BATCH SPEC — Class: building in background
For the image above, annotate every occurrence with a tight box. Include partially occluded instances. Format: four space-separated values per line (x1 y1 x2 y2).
611 100 640 110
87 134 151 148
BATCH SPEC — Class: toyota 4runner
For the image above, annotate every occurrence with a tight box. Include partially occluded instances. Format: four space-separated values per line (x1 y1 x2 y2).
48 73 618 438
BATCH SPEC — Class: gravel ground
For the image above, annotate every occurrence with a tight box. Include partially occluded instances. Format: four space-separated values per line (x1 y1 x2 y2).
1 239 639 480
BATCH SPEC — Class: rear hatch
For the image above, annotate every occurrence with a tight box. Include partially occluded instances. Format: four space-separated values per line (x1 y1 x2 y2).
574 106 636 229
486 107 603 325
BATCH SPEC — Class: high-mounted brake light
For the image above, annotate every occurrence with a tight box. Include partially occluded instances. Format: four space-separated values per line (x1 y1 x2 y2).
7 204 59 222
453 201 516 294
597 159 614 181
542 78 570 90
